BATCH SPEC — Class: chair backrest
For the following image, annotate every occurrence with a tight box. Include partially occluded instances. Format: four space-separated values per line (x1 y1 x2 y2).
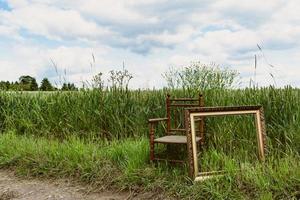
166 93 204 138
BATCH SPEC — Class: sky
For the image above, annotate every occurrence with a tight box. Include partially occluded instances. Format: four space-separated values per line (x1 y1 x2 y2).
0 0 300 88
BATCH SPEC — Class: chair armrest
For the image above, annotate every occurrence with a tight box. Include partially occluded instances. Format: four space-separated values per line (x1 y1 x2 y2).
149 118 168 143
148 117 168 123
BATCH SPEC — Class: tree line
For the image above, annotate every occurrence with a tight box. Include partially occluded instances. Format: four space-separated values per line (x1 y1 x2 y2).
0 76 78 91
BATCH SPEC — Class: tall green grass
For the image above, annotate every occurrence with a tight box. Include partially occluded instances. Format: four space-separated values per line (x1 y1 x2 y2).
0 87 299 152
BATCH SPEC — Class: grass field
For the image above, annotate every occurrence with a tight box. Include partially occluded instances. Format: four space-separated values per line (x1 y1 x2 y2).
0 87 299 199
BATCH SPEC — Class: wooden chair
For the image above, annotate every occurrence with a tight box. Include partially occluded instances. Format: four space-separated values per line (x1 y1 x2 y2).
148 93 205 163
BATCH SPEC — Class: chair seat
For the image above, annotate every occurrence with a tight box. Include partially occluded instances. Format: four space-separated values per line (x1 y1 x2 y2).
154 135 201 144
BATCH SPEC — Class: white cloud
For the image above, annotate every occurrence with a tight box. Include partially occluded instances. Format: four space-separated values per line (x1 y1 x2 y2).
0 24 17 37
0 47 42 82
79 0 159 25
0 43 113 86
6 0 28 8
1 3 113 41
213 0 283 13
189 29 259 63
1 0 300 88
137 25 195 47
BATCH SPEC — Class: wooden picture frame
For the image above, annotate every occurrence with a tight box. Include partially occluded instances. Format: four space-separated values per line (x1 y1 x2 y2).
185 105 267 181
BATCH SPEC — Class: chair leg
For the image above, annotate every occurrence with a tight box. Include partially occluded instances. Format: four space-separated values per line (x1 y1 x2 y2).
149 123 155 162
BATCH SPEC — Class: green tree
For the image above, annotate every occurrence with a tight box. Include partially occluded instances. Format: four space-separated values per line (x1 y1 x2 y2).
40 78 53 91
0 81 8 90
61 82 78 91
19 75 38 91
10 81 20 91
5 81 10 90
30 79 38 91
163 61 239 92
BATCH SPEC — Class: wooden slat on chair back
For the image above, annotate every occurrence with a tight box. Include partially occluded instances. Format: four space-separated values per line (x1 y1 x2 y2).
166 94 204 139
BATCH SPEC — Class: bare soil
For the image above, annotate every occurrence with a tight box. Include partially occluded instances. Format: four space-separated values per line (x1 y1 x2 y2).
0 170 165 200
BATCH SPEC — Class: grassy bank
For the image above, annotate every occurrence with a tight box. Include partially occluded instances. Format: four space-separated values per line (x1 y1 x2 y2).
0 132 299 199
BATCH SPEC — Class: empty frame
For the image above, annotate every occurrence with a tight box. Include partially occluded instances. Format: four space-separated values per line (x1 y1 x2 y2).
185 106 267 181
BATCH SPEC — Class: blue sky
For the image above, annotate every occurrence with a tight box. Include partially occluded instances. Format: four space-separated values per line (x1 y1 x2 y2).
0 0 300 88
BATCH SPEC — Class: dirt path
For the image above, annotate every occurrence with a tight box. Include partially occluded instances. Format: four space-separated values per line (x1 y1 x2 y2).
0 170 132 200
